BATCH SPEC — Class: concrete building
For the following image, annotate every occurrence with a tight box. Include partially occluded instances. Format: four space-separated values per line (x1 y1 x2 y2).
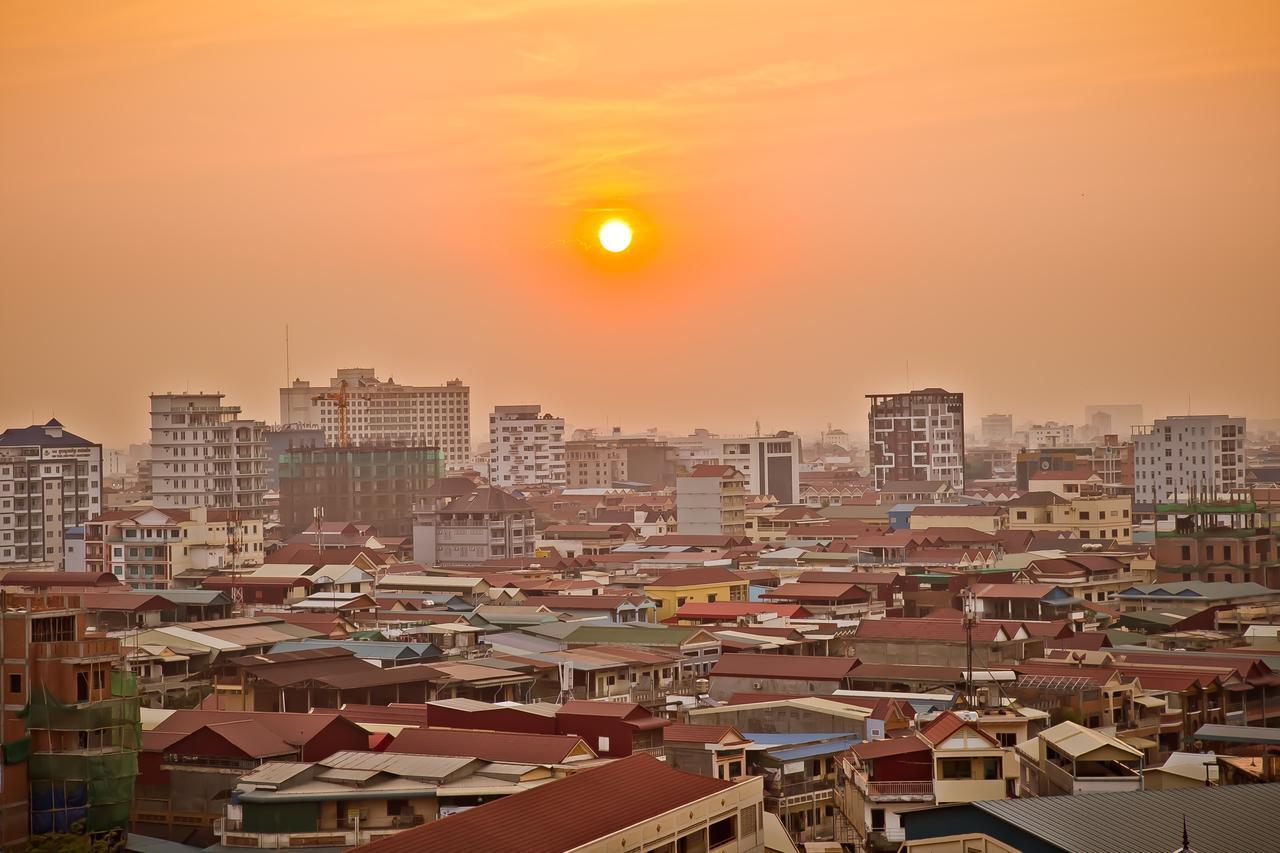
1006 492 1133 543
489 405 566 487
867 389 965 490
677 465 747 536
411 482 536 566
1133 414 1247 502
84 503 265 590
564 435 678 489
277 445 445 537
280 368 471 470
668 432 802 503
264 425 325 490
981 414 1014 445
0 419 103 568
149 393 267 518
1015 721 1143 797
1027 422 1075 449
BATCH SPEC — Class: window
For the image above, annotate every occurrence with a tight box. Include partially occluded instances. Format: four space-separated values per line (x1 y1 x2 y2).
8 674 21 694
982 757 1001 780
707 593 717 603
1016 511 1027 520
997 732 1017 747
708 814 736 848
597 736 610 752
939 758 972 779
1180 545 1191 561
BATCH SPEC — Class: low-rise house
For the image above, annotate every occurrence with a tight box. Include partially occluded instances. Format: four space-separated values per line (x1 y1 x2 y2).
555 698 670 757
758 581 878 618
835 712 1015 849
644 565 751 620
664 723 753 780
970 583 1086 625
343 753 767 853
1015 720 1143 796
708 653 863 702
850 618 1042 667
669 600 814 625
690 695 876 740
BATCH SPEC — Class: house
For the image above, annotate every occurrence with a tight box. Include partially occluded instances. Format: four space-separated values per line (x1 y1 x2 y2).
555 699 671 757
758 581 876 618
644 566 751 620
969 583 1086 625
520 592 658 623
907 505 1009 533
386 728 597 765
343 753 767 853
850 618 1042 668
669 601 814 625
707 654 863 702
1014 720 1143 796
835 712 1015 848
664 724 753 780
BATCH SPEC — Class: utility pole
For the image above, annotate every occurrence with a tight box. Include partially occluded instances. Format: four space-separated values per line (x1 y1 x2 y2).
961 586 977 709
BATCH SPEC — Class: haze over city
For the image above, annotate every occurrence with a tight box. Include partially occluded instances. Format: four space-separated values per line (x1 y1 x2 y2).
4 2 1280 448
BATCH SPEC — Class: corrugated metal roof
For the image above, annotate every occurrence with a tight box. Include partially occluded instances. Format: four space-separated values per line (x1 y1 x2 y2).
966 783 1280 853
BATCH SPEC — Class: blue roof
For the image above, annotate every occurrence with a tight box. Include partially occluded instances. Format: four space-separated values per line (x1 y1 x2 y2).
768 737 861 762
0 420 96 448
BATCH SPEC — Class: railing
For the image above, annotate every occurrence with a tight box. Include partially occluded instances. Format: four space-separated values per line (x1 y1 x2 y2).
31 638 119 660
633 745 665 758
862 780 935 800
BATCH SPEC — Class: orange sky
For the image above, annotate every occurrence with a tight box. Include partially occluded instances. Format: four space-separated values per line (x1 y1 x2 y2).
3 1 1279 448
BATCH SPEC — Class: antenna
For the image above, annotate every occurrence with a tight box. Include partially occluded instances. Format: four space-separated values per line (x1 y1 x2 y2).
286 324 291 387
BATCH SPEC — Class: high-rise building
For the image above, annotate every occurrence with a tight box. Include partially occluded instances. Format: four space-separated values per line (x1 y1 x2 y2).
279 368 471 470
667 431 802 503
981 413 1014 445
676 464 747 536
489 405 566 486
1133 415 1247 503
277 445 445 537
149 393 267 517
866 388 965 490
0 419 103 567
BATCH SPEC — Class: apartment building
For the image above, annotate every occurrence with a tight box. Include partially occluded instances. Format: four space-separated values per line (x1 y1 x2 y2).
411 482 536 565
676 465 747 536
867 389 965 490
668 432 802 503
980 414 1013 445
280 368 471 470
564 436 678 489
149 393 267 518
1133 414 1247 502
1027 422 1075 449
277 445 446 537
1006 492 1134 543
83 503 265 590
489 405 566 486
0 419 102 568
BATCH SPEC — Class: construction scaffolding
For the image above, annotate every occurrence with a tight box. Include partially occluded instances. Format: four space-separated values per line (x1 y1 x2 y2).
21 671 141 835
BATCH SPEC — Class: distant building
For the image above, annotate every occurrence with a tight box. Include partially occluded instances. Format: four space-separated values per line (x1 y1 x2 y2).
1133 414 1247 502
149 393 267 518
668 432 802 503
1085 403 1144 436
867 389 965 490
412 481 535 565
564 435 678 489
263 425 324 489
677 465 747 537
489 404 566 486
280 368 471 470
1027 422 1076 449
0 419 103 568
981 413 1014 445
277 445 445 537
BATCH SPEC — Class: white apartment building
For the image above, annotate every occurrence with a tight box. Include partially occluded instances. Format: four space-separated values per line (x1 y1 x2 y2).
1027 422 1076 449
149 393 268 518
489 405 566 486
676 465 747 536
667 431 802 503
0 419 103 567
1133 415 1247 503
280 368 471 470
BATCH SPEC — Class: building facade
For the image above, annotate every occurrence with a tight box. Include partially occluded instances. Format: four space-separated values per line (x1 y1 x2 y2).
277 445 445 537
411 484 536 565
264 425 325 490
564 436 678 489
1133 415 1247 502
489 405 566 486
280 368 471 470
867 389 965 490
676 465 747 536
981 414 1014 445
1027 422 1076 449
0 420 102 568
149 393 267 518
668 432 801 503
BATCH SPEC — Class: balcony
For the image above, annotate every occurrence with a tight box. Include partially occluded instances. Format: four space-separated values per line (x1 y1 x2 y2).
853 770 935 802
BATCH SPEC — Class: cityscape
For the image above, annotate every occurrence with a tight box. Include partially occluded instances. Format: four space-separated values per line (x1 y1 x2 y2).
3 3 1279 853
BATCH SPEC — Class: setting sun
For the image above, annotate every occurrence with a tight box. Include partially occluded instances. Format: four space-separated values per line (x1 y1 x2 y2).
597 218 633 253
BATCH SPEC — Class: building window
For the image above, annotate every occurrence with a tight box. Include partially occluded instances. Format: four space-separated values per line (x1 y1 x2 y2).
8 674 20 694
708 815 736 848
939 758 972 779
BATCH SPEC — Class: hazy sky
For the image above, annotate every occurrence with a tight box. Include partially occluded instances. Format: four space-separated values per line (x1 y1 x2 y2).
3 1 1278 449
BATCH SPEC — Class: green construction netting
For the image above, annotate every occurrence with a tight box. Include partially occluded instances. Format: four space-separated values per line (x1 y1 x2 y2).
23 671 141 834
2 737 30 763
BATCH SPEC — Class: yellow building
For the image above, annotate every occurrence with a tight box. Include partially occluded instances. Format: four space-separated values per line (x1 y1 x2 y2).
1006 492 1133 544
645 565 750 620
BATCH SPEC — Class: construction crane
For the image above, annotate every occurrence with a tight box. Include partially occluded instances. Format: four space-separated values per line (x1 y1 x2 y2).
312 379 350 447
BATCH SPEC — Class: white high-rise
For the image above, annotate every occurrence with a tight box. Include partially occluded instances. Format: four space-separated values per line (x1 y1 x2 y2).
149 393 268 518
666 431 802 503
489 405 566 486
280 368 471 470
1133 415 1247 502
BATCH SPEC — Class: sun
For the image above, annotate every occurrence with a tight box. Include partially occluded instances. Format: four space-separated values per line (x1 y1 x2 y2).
597 218 633 253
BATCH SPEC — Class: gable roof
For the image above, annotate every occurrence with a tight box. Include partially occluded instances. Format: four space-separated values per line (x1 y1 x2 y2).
347 754 733 853
645 566 745 588
710 653 860 681
387 728 593 764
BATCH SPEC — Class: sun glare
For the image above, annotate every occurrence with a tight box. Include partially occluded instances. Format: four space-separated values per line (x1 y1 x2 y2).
598 218 633 253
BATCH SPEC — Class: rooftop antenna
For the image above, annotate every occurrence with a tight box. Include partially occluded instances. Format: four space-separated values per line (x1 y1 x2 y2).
286 324 291 387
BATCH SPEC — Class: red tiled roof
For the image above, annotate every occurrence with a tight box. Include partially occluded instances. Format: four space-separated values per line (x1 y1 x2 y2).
80 592 170 611
854 618 1017 643
970 582 1060 600
688 465 739 478
663 724 747 745
347 754 731 853
645 566 745 588
1 571 123 588
849 733 930 760
387 728 593 764
673 601 811 619
759 582 869 602
796 571 904 586
910 506 1005 517
710 652 859 681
